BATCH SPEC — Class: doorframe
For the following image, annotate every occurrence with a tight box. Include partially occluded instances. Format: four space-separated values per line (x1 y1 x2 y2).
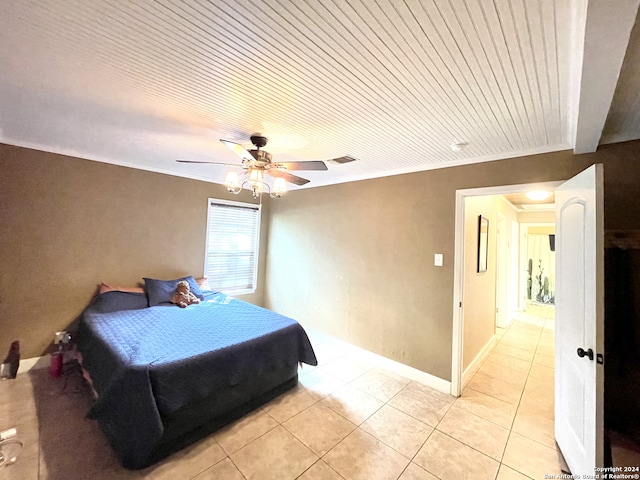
509 218 521 315
451 180 562 397
495 212 507 328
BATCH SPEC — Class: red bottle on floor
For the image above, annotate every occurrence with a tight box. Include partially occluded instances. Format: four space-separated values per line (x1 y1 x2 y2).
49 351 63 378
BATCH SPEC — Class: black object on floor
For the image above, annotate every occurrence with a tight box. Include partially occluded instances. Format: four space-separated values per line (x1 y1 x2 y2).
1 341 20 379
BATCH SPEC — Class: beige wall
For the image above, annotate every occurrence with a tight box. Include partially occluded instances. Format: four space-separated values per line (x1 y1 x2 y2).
462 196 496 370
3 139 640 378
265 141 640 381
462 195 517 370
528 226 555 235
517 210 556 224
0 144 269 358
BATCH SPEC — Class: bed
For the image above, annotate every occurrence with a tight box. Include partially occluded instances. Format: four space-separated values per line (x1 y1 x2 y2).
76 277 317 469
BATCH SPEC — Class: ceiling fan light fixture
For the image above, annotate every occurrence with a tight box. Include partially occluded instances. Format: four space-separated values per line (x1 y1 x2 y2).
249 168 263 186
526 190 552 201
182 135 330 198
273 177 287 197
225 167 287 199
225 171 241 194
248 169 264 196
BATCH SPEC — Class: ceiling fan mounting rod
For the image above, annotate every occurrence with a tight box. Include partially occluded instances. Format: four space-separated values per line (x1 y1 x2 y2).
250 134 268 149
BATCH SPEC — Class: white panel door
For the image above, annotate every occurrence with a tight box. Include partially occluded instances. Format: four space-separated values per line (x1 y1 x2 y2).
554 164 604 475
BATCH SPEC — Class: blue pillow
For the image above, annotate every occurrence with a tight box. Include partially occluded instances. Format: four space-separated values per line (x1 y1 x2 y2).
143 276 204 306
90 291 149 313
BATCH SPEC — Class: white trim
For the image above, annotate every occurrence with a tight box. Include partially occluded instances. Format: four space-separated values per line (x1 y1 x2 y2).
1 137 572 192
349 344 452 395
495 212 507 328
305 327 452 395
1 138 227 186
16 356 49 373
304 144 572 190
518 203 555 211
451 188 466 397
570 0 640 154
498 195 520 214
461 334 499 388
451 180 563 397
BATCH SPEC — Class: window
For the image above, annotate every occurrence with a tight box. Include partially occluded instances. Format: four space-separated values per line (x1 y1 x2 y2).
204 199 261 295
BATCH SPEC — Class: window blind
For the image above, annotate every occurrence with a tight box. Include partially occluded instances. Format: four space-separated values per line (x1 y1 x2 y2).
205 199 261 295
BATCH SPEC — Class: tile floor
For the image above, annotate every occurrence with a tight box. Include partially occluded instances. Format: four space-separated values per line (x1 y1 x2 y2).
0 317 572 479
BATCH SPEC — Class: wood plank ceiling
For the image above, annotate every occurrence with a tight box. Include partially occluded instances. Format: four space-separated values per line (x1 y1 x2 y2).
0 0 638 190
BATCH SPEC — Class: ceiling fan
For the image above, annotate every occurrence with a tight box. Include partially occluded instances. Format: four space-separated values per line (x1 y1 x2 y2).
177 134 328 198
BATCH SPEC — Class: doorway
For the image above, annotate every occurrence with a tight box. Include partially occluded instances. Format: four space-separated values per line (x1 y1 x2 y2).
521 223 556 324
451 181 561 397
452 166 610 474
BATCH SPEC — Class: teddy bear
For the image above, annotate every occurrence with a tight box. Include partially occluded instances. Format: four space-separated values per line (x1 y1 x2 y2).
171 280 201 308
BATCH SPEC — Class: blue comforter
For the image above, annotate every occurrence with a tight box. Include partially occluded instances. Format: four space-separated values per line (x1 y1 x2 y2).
77 291 317 467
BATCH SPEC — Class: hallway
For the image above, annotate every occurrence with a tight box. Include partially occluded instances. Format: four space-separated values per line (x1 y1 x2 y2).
461 316 563 478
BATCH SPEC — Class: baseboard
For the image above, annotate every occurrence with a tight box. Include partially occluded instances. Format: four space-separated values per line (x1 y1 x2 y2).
18 343 453 396
462 334 499 388
345 343 452 396
496 316 513 329
17 355 49 373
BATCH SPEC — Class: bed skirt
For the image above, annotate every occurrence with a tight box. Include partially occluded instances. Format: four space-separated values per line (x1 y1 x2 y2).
96 364 299 469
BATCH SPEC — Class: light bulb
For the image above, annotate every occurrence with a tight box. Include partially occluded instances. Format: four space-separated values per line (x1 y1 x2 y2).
249 169 264 192
525 190 552 201
225 171 240 191
273 177 287 196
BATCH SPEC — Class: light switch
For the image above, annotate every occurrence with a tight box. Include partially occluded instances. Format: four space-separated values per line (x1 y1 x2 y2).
434 253 443 267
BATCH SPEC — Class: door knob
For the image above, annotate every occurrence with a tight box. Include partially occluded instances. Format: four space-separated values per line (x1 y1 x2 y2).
577 347 594 361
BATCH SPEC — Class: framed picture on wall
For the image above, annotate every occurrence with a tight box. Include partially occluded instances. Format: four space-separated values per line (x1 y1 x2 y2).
477 215 489 273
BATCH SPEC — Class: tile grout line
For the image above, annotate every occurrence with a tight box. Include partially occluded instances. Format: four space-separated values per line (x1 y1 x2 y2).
17 320 556 480
280 358 387 479
496 317 551 479
226 454 250 480
456 318 542 479
164 321 556 479
405 400 458 480
297 351 457 480
243 319 548 479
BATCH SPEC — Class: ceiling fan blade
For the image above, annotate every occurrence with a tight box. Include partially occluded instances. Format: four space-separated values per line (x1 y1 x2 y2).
176 160 241 167
279 160 328 171
220 139 254 161
268 169 310 186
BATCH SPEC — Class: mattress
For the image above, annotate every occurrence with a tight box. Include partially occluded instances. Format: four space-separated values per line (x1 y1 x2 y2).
76 291 317 468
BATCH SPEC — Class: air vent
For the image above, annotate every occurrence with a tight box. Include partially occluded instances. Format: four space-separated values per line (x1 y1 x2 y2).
327 155 357 164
